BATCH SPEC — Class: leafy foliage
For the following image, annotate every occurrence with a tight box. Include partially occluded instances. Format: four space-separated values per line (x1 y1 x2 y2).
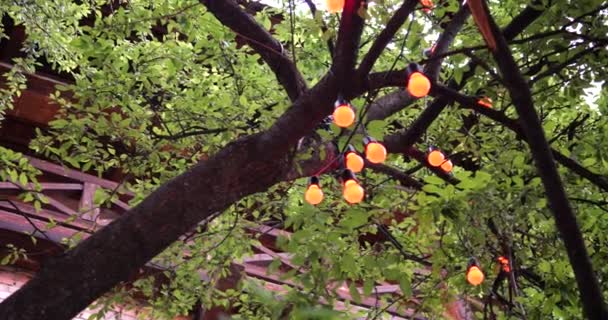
1 0 607 319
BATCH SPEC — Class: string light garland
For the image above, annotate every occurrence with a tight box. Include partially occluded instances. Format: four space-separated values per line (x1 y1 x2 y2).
332 99 356 128
345 145 364 173
364 137 387 164
466 259 485 286
341 169 365 204
478 96 493 108
426 147 445 167
304 176 324 205
326 0 345 13
406 63 431 98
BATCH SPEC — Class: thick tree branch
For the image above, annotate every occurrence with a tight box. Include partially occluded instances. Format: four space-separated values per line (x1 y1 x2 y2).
332 0 366 92
201 0 307 101
0 83 339 320
479 2 607 318
382 94 451 153
356 0 418 78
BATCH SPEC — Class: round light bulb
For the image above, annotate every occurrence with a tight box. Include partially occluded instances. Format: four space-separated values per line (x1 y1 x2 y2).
407 72 431 98
466 266 485 286
346 152 364 173
326 0 344 13
305 184 324 205
420 0 433 12
333 105 355 128
427 150 445 167
478 97 493 108
440 159 453 173
365 142 387 164
343 180 364 204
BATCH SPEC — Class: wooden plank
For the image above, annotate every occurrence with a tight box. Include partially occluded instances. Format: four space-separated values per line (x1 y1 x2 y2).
252 244 298 269
79 183 100 221
112 199 131 212
246 224 291 238
242 264 415 318
0 201 96 231
0 61 68 87
242 252 292 263
44 196 78 216
0 209 87 243
25 156 133 195
0 182 83 191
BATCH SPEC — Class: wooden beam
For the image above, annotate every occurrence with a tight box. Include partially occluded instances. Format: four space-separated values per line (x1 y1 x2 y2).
0 209 86 243
79 183 100 222
25 157 132 194
44 196 78 216
0 201 95 231
0 183 83 191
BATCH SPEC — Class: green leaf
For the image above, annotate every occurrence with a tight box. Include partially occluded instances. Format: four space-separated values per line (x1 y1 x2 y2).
339 208 368 230
399 277 412 298
19 172 27 186
349 283 362 304
366 120 386 139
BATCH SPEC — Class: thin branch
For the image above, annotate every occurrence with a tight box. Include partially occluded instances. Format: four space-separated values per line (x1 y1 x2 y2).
1 199 53 244
302 0 335 54
356 0 418 78
432 84 608 193
365 162 423 190
530 46 599 84
376 223 431 266
365 5 470 121
201 0 306 101
423 5 471 81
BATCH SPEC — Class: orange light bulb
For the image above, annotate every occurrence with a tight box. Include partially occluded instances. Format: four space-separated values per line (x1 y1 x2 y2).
365 142 387 164
333 104 355 128
466 266 485 286
420 0 433 12
346 152 364 173
407 72 431 98
427 150 445 167
343 180 364 204
305 184 324 205
498 256 511 273
440 159 453 173
326 0 344 13
478 97 493 108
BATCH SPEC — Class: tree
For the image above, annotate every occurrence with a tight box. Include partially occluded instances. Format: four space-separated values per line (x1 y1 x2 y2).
0 0 607 319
